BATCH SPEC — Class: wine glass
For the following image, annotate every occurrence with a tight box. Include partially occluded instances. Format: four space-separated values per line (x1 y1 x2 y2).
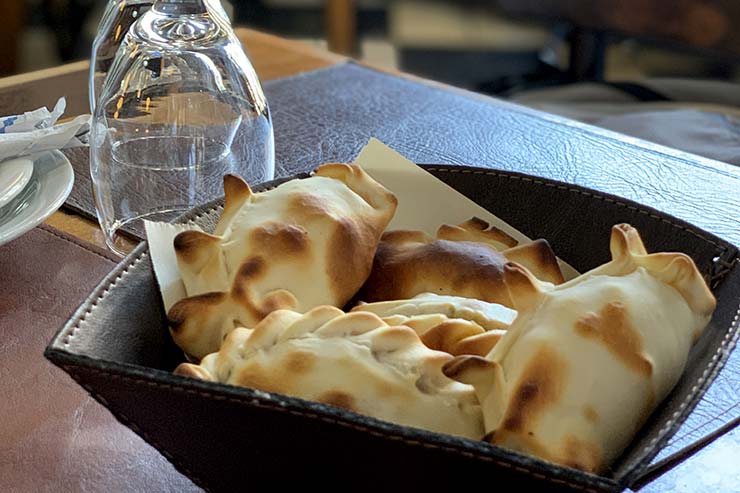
90 0 274 256
89 0 231 112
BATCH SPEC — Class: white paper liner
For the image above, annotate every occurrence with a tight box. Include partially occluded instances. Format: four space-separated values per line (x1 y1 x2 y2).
146 139 579 312
144 220 205 312
355 138 579 279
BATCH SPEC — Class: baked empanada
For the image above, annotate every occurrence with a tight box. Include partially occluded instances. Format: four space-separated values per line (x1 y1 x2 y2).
444 224 716 473
168 164 397 359
352 293 516 356
358 217 565 306
175 306 484 439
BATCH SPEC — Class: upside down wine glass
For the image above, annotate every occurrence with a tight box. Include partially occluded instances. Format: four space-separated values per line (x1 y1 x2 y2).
88 0 231 112
90 0 274 256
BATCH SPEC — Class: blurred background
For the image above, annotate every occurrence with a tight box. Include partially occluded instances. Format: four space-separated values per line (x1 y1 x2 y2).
6 0 739 88
5 0 740 163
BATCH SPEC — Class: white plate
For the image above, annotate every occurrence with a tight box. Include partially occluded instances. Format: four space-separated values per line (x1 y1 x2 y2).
0 151 74 246
0 157 34 208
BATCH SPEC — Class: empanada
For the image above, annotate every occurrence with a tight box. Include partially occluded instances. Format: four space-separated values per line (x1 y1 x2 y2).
444 224 716 473
352 293 516 356
358 217 565 306
175 306 484 439
168 164 397 359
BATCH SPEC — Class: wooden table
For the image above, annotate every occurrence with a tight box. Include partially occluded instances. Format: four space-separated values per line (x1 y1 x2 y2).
4 28 739 492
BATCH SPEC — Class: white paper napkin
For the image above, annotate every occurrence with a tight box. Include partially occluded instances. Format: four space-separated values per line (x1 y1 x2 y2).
354 139 579 279
0 97 89 162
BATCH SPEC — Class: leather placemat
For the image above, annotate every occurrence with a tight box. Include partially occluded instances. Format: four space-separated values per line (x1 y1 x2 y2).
0 226 198 491
60 62 740 465
63 63 740 244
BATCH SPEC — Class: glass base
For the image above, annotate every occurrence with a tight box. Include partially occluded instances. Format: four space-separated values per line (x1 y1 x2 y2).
103 208 188 257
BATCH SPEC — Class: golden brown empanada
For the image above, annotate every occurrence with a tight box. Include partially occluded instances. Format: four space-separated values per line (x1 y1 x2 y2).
168 164 397 359
352 293 516 356
175 306 484 439
444 224 716 473
358 217 565 306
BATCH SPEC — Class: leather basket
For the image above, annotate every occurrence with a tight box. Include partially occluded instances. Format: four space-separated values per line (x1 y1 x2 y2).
45 165 740 492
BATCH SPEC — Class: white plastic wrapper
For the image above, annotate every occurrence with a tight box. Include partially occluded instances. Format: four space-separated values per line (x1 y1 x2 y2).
0 98 89 162
146 139 579 312
0 97 66 133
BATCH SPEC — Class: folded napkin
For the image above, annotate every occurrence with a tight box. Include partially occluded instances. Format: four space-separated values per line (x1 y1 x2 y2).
0 97 89 161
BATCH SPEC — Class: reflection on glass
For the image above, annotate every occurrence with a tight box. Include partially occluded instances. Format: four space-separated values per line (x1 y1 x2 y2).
89 0 231 112
90 0 274 256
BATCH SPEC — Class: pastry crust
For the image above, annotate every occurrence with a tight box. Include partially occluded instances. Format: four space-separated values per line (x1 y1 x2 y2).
353 293 516 356
168 164 397 359
175 306 484 439
358 218 564 306
444 224 716 473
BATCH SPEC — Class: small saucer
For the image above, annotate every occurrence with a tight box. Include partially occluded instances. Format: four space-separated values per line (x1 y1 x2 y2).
0 156 34 208
0 151 74 246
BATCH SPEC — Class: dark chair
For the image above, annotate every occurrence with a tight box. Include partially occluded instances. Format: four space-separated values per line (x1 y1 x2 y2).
495 0 740 83
486 0 740 166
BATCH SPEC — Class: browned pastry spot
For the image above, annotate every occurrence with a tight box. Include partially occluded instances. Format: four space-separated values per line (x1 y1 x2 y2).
222 174 251 209
233 257 265 284
582 405 599 424
451 330 504 357
213 174 253 234
499 346 567 434
611 224 715 328
442 354 497 385
231 258 274 320
315 163 399 211
173 230 220 265
358 218 564 306
169 265 299 354
283 350 316 374
575 302 653 377
361 238 511 305
319 390 357 411
234 362 289 395
560 435 603 473
168 292 229 333
230 261 300 322
504 239 565 285
437 216 518 248
250 223 309 256
260 290 299 315
420 320 483 354
223 174 250 199
502 262 544 312
610 223 648 259
327 216 377 301
288 192 334 218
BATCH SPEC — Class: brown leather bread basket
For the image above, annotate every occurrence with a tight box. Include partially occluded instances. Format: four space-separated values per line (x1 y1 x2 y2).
45 165 740 492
